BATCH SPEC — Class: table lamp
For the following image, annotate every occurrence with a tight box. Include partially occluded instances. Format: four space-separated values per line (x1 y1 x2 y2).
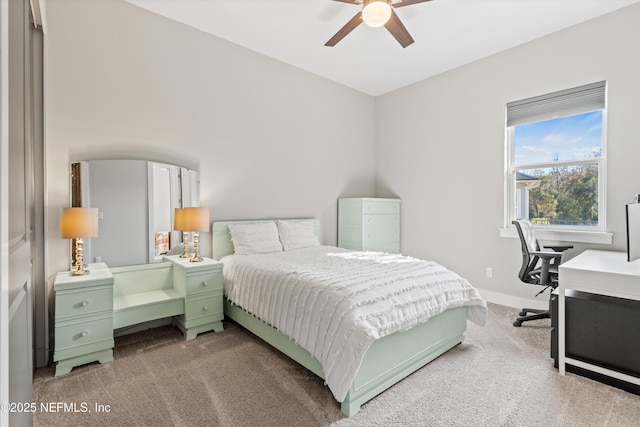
173 208 190 259
181 207 210 262
60 207 99 276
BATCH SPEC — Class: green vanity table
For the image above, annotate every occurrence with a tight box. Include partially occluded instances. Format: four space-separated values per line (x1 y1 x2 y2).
53 257 223 376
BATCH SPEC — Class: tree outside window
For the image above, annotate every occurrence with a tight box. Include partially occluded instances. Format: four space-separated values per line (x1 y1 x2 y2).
508 108 605 230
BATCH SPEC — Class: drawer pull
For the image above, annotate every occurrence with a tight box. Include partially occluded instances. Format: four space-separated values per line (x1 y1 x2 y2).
202 281 208 287
82 300 89 306
203 306 209 311
81 330 88 337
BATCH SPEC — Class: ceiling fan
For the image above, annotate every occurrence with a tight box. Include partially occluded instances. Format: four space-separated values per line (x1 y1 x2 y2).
325 0 433 48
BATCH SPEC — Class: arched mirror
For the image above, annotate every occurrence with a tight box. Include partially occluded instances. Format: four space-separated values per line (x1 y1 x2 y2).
71 159 199 267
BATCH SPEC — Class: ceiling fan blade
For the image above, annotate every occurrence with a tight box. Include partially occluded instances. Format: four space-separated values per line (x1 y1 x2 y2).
384 9 414 47
325 12 363 47
392 0 433 8
330 0 362 4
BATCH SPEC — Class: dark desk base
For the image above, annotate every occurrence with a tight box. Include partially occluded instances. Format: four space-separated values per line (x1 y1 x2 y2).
550 289 640 395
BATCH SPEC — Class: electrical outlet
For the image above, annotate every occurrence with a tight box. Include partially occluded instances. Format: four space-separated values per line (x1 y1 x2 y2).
485 267 493 279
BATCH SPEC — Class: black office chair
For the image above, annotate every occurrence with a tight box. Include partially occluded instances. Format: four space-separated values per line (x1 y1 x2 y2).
512 220 573 327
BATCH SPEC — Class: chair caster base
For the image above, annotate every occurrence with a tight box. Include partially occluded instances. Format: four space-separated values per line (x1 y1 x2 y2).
513 309 551 327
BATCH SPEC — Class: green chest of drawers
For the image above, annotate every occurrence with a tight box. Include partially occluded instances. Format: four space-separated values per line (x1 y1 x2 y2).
53 263 115 376
338 197 401 254
168 256 224 340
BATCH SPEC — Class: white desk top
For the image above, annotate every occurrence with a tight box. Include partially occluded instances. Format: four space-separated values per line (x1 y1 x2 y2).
560 249 640 301
561 249 640 275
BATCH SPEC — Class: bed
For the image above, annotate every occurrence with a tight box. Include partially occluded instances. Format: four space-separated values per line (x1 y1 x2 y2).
212 218 486 416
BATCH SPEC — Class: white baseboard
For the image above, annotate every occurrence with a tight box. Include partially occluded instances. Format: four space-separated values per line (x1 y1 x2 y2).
476 288 550 311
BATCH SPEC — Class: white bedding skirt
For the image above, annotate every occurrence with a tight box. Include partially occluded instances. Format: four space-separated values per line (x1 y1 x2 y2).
221 246 487 402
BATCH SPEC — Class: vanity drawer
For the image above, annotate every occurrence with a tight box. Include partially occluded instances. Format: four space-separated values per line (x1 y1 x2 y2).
55 316 113 352
186 272 222 295
55 287 113 320
185 293 223 320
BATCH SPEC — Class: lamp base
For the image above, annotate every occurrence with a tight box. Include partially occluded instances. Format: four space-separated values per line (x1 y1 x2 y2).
180 232 190 258
190 232 203 262
70 268 90 277
70 239 89 276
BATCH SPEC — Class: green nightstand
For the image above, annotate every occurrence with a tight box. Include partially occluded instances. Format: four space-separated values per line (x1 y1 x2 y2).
166 256 224 340
53 263 115 376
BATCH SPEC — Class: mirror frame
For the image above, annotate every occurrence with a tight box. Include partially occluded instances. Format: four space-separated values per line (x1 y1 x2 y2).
71 159 199 267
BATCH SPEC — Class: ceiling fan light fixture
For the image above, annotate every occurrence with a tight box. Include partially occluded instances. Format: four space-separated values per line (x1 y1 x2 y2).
362 0 392 28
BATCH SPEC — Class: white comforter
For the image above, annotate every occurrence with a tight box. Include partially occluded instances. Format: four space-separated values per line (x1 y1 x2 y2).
221 246 487 402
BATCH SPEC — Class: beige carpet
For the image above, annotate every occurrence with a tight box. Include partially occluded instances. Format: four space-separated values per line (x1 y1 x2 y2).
33 303 640 426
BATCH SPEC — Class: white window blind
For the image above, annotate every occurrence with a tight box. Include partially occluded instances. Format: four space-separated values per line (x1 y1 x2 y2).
506 81 606 127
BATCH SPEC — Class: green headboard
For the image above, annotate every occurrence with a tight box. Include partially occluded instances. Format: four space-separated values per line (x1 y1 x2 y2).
211 219 320 260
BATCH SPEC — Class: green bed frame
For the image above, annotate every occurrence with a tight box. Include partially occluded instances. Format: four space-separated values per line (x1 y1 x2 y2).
212 219 468 417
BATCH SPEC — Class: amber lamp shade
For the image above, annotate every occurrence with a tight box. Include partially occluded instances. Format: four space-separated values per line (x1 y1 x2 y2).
179 207 210 262
60 208 99 276
174 207 210 261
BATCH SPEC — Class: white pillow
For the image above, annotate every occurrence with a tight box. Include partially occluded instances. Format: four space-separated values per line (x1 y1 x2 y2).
277 220 320 251
228 222 283 255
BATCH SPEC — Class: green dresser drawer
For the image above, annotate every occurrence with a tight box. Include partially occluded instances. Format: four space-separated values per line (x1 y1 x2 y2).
362 200 400 214
366 241 400 254
362 233 399 248
185 293 223 319
362 223 400 241
362 214 399 229
186 272 222 295
55 316 114 352
363 231 399 250
55 287 113 320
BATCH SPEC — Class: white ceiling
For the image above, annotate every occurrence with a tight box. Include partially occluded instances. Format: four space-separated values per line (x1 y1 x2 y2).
125 0 639 96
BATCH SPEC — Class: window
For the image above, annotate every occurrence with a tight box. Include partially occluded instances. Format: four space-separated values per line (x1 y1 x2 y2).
505 81 607 232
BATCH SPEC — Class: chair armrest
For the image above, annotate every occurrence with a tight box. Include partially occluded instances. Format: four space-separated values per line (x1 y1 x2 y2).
543 245 573 252
531 251 564 286
530 250 564 259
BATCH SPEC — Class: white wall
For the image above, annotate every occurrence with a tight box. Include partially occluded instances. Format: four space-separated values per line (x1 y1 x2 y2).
44 0 376 279
44 0 640 313
376 4 640 308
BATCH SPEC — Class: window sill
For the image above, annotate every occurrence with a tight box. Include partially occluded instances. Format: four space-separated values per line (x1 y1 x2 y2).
499 227 613 245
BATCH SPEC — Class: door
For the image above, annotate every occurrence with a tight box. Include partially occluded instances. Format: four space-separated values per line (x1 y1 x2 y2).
1 0 34 425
